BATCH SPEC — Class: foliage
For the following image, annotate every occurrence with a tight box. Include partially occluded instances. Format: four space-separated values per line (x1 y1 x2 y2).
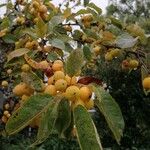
0 0 149 149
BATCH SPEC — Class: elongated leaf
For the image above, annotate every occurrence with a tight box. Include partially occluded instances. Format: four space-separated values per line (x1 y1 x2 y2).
36 16 48 38
51 38 65 50
109 17 123 29
2 33 17 43
92 85 124 144
21 71 44 92
32 96 62 146
50 16 64 26
83 45 92 61
5 94 53 135
7 48 30 62
55 99 71 137
116 33 138 49
65 49 84 77
74 105 103 150
87 3 102 14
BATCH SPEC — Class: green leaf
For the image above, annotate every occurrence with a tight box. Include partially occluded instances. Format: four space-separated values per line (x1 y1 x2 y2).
32 96 62 146
36 16 48 38
75 9 91 16
83 45 92 61
55 99 71 137
92 85 125 144
5 94 53 135
50 15 64 26
21 71 44 92
7 48 30 62
47 52 58 61
74 105 103 150
87 2 102 14
51 38 65 50
109 17 123 29
65 49 84 77
116 33 138 49
84 0 89 6
2 33 17 43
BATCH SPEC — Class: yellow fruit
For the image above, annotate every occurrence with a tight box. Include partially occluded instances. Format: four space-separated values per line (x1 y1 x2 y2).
4 110 9 116
85 99 94 110
93 46 101 55
79 86 92 102
142 77 150 90
105 53 113 61
54 60 63 66
43 46 51 52
21 95 29 101
4 103 10 110
1 115 7 123
39 5 47 13
72 99 85 109
70 76 77 85
16 17 25 24
129 60 139 69
25 41 32 49
48 76 55 85
7 69 12 74
65 86 80 101
83 21 91 28
54 71 65 81
82 15 93 22
21 64 30 72
13 83 34 96
55 79 67 91
110 49 120 57
39 60 49 69
44 85 57 96
52 63 63 71
32 1 40 8
65 75 71 85
1 81 8 87
6 113 11 118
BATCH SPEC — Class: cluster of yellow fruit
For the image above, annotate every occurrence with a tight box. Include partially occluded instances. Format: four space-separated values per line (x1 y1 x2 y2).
105 48 121 61
25 40 39 50
142 76 150 90
15 16 25 25
81 15 93 28
122 59 139 70
29 0 48 21
44 60 94 110
1 103 11 124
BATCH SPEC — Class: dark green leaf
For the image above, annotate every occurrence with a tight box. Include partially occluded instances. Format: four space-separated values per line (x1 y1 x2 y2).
65 49 84 77
55 99 71 137
2 33 17 43
84 0 89 6
83 45 92 61
92 85 125 144
74 105 103 150
87 3 102 14
5 94 53 135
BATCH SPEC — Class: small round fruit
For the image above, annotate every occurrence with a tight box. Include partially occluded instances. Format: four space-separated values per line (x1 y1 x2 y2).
21 95 29 101
21 64 30 72
70 76 77 85
65 75 71 85
79 86 92 101
44 85 57 96
48 76 55 85
82 15 93 22
39 5 47 13
39 60 49 69
13 83 34 96
3 110 9 116
110 49 120 57
129 59 139 69
85 99 94 110
93 46 101 55
7 69 12 74
55 79 67 91
1 81 8 87
54 60 63 66
64 25 72 32
52 63 63 71
65 86 80 101
105 53 113 61
6 113 11 118
1 115 7 123
4 103 10 110
54 71 65 81
142 77 150 90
